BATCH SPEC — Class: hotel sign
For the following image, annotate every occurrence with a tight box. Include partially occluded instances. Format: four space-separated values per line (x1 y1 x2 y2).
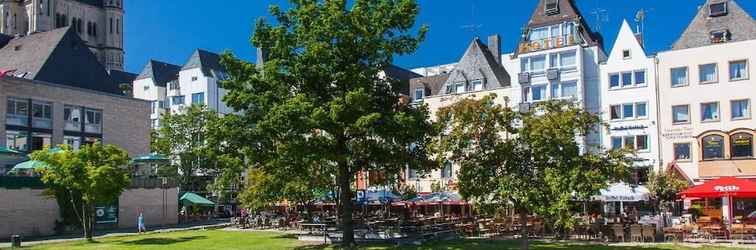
662 127 694 139
519 36 577 53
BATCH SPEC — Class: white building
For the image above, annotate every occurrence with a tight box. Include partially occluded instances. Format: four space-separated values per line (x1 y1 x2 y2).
132 49 232 129
599 20 659 184
657 0 756 183
510 0 605 151
0 0 125 71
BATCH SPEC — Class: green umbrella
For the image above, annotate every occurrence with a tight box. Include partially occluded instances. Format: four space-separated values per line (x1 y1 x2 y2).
10 160 48 172
0 147 25 162
131 153 169 163
179 192 215 207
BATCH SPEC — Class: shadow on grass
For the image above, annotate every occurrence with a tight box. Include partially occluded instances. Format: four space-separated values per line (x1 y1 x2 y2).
293 239 682 250
120 236 208 246
273 234 300 239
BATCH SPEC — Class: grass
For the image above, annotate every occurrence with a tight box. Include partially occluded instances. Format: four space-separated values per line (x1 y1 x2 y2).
4 230 751 250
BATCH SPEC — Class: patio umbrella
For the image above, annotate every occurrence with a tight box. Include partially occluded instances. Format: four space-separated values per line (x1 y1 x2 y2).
593 182 650 214
680 177 756 225
9 160 48 172
0 146 25 162
131 153 170 163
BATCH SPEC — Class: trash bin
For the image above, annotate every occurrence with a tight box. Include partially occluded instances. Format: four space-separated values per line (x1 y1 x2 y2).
10 235 21 248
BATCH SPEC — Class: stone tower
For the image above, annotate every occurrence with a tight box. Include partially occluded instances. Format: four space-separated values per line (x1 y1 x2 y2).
103 0 124 70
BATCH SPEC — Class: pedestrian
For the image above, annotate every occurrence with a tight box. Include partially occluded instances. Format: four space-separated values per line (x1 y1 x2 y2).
137 210 146 234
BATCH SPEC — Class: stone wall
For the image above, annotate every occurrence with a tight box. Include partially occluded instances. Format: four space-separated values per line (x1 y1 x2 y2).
118 188 179 229
0 188 59 240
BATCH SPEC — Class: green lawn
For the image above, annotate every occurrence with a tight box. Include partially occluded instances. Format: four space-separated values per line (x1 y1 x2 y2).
4 230 750 250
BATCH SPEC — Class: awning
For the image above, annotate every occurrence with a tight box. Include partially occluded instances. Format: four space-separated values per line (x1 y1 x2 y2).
365 190 400 204
179 192 215 207
10 160 48 172
408 192 465 205
679 177 756 198
131 153 170 163
0 147 25 162
593 182 649 202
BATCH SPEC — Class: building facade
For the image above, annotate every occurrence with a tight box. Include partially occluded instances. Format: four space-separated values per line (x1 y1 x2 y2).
0 0 125 70
657 0 756 182
599 20 659 184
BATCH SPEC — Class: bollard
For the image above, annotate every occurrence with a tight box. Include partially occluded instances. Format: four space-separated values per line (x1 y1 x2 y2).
10 235 21 248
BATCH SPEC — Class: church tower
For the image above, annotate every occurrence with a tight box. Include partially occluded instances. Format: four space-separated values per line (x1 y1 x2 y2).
103 0 124 71
0 0 23 35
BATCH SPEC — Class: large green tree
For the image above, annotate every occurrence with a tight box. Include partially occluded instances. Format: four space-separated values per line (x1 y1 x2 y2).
220 0 432 245
34 144 131 240
647 169 689 214
432 95 630 250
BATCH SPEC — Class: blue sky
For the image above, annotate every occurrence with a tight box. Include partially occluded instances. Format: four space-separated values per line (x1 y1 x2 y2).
123 0 756 73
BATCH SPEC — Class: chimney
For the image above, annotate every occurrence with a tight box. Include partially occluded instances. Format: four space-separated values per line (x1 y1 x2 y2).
488 34 501 65
256 47 268 66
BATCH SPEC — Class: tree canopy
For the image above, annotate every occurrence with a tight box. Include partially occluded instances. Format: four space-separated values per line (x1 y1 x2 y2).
34 144 131 240
220 0 432 245
431 95 631 249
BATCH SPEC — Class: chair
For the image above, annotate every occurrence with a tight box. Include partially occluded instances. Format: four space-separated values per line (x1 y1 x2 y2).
611 224 625 242
663 226 682 242
642 225 655 242
630 224 643 242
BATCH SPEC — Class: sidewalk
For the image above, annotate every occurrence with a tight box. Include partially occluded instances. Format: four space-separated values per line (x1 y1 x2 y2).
0 219 231 248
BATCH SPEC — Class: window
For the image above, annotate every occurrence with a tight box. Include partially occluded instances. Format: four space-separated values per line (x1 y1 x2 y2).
84 109 102 134
5 130 28 152
672 105 690 124
522 55 547 73
63 136 81 151
634 70 646 86
709 2 728 17
622 50 631 59
671 67 688 87
610 105 621 120
636 102 648 118
710 30 730 44
6 98 28 126
30 133 51 152
408 168 418 179
674 143 691 161
559 51 576 69
413 88 424 101
699 63 718 83
191 76 198 82
731 99 751 120
731 133 753 158
441 162 453 179
544 0 559 15
702 135 725 160
622 104 634 119
730 60 748 81
471 79 484 91
636 135 649 151
169 81 179 90
64 106 82 131
609 74 620 89
623 136 635 149
455 82 466 94
191 93 205 105
171 96 185 106
621 72 633 87
551 81 577 99
701 102 720 122
611 137 623 150
528 85 547 102
31 101 52 129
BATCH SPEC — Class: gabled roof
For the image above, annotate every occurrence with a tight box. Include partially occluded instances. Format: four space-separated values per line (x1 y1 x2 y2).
0 27 122 94
383 65 423 96
607 20 648 61
182 49 224 77
109 70 138 84
409 74 450 99
135 60 181 87
672 0 756 50
442 38 510 92
518 0 602 54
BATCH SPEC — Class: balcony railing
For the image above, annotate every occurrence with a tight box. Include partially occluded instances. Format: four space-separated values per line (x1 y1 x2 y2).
5 114 28 126
32 118 52 129
85 123 102 134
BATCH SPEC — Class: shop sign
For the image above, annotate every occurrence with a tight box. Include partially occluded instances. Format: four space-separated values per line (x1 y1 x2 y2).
518 36 576 53
610 124 648 131
95 204 118 224
662 127 694 139
714 185 740 192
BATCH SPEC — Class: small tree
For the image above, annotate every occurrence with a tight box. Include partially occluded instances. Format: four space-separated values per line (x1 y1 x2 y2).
647 170 689 214
34 144 130 240
432 95 630 249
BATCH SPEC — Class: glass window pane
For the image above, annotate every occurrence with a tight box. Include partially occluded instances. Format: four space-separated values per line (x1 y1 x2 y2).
731 133 753 158
624 136 635 149
532 56 546 71
610 105 621 120
673 105 690 123
732 99 750 119
611 137 623 150
730 60 748 80
610 74 620 88
414 88 424 100
699 64 717 83
562 82 577 98
551 84 560 98
622 72 633 87
636 102 647 117
701 102 720 121
672 67 688 87
637 135 649 150
455 82 466 93
472 80 483 91
560 52 576 67
533 85 546 101
623 104 634 119
635 71 646 85
702 135 725 160
5 130 29 152
674 143 691 160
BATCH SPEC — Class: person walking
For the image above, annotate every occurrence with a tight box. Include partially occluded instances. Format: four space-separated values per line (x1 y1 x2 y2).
138 210 146 234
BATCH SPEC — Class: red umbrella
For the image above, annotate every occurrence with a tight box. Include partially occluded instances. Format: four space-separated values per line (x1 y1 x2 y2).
679 177 756 198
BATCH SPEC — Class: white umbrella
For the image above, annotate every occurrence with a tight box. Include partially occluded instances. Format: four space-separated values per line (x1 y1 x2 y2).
594 182 650 215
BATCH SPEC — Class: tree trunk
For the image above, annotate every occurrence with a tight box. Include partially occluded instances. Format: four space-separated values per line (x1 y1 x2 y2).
338 165 355 247
83 204 94 241
519 208 529 250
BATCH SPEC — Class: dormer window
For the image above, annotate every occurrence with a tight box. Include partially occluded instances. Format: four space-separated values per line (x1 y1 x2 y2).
710 29 730 44
471 79 484 91
709 2 727 17
544 0 559 15
414 87 424 101
455 82 466 93
622 50 631 59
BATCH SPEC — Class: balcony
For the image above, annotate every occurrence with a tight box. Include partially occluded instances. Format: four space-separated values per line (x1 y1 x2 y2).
85 123 102 134
5 114 27 127
65 120 81 132
31 118 52 129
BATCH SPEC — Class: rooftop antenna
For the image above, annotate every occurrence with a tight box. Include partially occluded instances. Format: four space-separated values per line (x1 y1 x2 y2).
634 8 654 47
589 7 609 33
459 1 483 37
